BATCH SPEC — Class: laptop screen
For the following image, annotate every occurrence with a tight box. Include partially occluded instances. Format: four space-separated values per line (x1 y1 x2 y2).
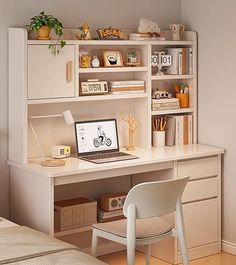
74 119 119 156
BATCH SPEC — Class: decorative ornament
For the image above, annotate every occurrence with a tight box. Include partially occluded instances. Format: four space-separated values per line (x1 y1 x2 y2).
122 112 137 151
76 22 92 40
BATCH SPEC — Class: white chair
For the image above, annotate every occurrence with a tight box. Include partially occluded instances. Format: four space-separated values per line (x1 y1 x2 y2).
91 177 190 265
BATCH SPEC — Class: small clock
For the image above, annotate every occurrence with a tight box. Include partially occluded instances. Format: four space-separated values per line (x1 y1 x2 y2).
80 79 108 95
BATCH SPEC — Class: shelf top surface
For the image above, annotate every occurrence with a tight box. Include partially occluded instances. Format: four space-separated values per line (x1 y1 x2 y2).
27 39 194 46
8 144 223 179
27 93 148 104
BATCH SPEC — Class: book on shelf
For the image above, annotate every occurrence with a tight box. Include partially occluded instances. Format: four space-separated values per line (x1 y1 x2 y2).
152 98 180 111
97 207 125 223
98 207 123 218
98 215 125 223
108 80 145 94
109 90 145 94
164 48 193 75
109 80 145 87
165 114 192 146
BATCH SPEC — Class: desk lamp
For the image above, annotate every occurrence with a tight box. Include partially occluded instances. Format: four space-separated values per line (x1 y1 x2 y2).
29 110 74 167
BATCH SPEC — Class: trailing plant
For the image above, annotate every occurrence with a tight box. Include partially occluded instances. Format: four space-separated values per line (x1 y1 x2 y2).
28 11 66 55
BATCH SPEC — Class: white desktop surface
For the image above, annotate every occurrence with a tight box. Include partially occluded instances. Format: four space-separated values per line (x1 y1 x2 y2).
8 144 224 179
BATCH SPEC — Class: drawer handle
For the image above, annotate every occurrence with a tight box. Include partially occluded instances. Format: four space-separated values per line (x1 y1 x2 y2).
66 61 73 82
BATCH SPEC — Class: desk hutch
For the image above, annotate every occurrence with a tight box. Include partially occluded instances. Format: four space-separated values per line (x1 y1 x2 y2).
8 28 223 264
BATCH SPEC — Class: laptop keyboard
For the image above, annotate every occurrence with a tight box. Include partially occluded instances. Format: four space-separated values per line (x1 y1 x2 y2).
83 152 130 161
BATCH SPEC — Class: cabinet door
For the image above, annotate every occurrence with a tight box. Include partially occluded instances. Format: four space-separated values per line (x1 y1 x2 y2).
182 198 218 249
28 45 75 99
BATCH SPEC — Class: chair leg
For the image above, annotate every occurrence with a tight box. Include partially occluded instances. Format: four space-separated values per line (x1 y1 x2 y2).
176 201 189 265
178 232 189 265
91 230 98 257
127 245 135 265
145 244 151 265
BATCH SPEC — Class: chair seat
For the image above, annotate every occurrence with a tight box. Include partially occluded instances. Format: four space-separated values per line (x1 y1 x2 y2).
92 217 172 239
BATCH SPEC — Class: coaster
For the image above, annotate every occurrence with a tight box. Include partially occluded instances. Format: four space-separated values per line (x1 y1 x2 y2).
41 159 66 167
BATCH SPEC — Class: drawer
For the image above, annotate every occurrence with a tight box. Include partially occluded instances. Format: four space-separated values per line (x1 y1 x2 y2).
180 198 218 249
182 177 218 203
178 156 218 180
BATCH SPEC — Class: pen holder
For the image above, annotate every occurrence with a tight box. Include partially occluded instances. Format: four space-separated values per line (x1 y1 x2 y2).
176 93 189 108
153 131 165 148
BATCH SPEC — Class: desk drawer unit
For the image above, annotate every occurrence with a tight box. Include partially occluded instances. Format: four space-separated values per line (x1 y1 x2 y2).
182 177 218 203
177 156 218 180
176 156 221 263
180 198 218 249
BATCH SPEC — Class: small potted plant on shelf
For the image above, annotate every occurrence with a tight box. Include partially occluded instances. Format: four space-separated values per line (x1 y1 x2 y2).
28 11 66 55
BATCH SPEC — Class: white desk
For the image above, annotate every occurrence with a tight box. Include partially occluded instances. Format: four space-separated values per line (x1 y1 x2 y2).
8 144 223 264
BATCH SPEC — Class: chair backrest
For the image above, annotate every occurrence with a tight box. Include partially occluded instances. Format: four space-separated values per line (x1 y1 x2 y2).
123 177 189 219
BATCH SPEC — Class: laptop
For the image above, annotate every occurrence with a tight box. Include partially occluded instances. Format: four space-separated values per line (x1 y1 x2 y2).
74 119 138 164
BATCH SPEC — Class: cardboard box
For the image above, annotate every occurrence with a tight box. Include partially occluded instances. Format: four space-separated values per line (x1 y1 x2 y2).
54 197 97 232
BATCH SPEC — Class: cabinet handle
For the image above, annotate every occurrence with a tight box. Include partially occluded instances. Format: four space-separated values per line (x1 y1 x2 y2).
66 61 73 82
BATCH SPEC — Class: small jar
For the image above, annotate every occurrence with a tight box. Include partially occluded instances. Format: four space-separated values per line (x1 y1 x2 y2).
79 50 91 68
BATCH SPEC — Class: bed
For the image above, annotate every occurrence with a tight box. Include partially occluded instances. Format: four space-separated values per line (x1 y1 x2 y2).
0 218 107 265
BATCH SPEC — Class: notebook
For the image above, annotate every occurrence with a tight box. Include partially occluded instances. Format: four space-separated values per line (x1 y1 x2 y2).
74 119 138 164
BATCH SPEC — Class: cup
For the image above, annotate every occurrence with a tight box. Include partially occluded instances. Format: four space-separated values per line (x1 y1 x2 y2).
153 131 165 148
169 24 185 41
176 93 189 108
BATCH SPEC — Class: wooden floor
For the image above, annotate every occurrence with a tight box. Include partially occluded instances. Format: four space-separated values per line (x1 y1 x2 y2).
99 251 236 265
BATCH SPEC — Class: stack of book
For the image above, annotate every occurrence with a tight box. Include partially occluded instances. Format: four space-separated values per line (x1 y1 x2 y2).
165 114 192 146
97 207 125 223
152 98 180 111
108 80 145 94
164 48 193 75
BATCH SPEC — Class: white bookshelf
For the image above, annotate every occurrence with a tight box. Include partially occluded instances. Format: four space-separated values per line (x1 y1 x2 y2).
8 28 197 164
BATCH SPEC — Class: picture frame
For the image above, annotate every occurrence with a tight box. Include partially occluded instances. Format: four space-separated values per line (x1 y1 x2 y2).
103 50 124 67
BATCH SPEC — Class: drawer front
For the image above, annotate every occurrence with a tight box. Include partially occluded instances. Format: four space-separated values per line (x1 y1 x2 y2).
182 177 218 203
178 156 218 180
181 198 218 249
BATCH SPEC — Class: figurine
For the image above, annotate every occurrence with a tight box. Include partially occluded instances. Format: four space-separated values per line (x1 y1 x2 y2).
122 112 137 151
76 22 92 40
91 56 100 68
152 89 172 99
169 24 185 41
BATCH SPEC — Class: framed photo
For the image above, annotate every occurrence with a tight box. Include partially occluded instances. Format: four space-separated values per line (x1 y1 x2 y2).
103 50 123 67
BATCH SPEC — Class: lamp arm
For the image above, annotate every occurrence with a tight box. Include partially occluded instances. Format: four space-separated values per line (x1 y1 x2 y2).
28 118 46 160
30 114 62 119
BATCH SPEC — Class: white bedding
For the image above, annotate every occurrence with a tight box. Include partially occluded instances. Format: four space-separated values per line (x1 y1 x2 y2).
0 225 106 265
6 250 106 265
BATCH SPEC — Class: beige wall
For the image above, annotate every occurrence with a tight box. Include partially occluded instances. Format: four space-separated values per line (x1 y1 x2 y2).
182 0 236 245
0 0 181 217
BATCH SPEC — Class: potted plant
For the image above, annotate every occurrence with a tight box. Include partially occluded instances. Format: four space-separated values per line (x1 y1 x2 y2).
28 11 66 55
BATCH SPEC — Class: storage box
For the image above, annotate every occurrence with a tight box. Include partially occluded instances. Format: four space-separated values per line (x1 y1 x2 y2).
54 197 97 232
